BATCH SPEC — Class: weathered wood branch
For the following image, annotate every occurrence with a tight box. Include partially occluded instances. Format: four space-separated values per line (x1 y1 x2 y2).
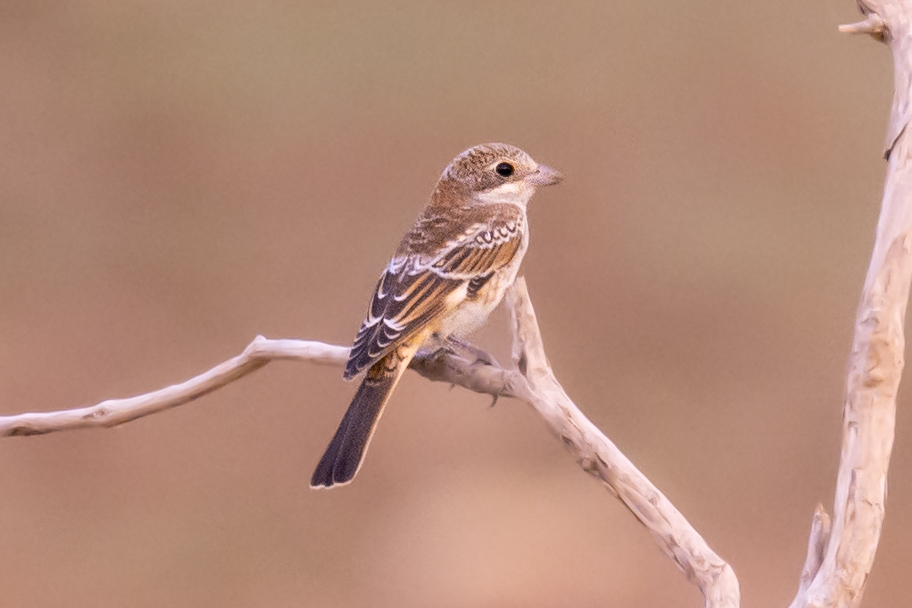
1 3 905 606
506 279 740 607
0 277 738 607
0 337 522 437
0 338 341 436
788 2 912 606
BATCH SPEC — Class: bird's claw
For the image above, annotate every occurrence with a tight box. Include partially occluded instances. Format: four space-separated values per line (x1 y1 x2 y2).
445 337 500 368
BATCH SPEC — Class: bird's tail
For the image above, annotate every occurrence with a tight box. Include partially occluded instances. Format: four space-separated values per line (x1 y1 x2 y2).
310 344 417 488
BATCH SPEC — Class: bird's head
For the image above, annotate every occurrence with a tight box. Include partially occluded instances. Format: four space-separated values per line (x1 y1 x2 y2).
436 143 562 206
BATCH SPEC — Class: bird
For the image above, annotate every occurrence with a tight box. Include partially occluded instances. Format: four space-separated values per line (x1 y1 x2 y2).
310 142 562 488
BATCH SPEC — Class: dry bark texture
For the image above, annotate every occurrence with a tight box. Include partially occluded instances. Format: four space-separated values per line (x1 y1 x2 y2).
789 2 912 606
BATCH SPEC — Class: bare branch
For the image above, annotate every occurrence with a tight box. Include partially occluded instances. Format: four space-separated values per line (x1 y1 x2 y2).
0 338 332 436
2 3 907 607
0 278 737 607
506 278 740 608
838 14 885 38
790 2 912 606
796 506 833 598
0 337 512 437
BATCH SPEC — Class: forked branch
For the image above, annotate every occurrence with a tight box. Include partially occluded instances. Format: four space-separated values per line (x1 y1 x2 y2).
788 2 912 606
1 2 906 607
0 278 739 608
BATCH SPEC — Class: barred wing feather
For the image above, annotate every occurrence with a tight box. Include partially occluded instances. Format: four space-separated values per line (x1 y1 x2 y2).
343 221 522 379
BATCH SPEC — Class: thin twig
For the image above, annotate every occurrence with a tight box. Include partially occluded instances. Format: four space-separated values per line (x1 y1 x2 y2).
0 338 509 437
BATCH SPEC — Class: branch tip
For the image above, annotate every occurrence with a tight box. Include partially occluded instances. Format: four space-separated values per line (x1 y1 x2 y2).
838 14 885 39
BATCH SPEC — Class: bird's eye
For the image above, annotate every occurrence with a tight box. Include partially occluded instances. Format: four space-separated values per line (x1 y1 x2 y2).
495 162 515 177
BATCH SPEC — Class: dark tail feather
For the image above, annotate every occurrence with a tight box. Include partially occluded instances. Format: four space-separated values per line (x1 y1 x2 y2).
310 355 410 488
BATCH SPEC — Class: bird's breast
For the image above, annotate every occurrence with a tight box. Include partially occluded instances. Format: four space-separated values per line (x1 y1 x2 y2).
437 231 529 339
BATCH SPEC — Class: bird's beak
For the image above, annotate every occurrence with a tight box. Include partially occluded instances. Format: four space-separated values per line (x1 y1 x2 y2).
528 164 563 187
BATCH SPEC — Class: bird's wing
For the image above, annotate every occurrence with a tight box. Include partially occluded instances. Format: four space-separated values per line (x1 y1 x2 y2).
344 214 524 379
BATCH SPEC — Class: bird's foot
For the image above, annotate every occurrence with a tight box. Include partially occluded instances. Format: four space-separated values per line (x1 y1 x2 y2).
445 337 500 368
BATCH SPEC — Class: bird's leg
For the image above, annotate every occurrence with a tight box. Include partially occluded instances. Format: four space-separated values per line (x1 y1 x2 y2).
446 338 501 406
414 338 501 405
445 336 501 368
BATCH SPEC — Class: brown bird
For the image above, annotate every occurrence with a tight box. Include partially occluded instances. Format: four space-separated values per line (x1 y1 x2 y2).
311 143 562 488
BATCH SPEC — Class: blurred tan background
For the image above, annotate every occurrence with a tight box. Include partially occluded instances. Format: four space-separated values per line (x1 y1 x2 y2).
0 1 905 606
